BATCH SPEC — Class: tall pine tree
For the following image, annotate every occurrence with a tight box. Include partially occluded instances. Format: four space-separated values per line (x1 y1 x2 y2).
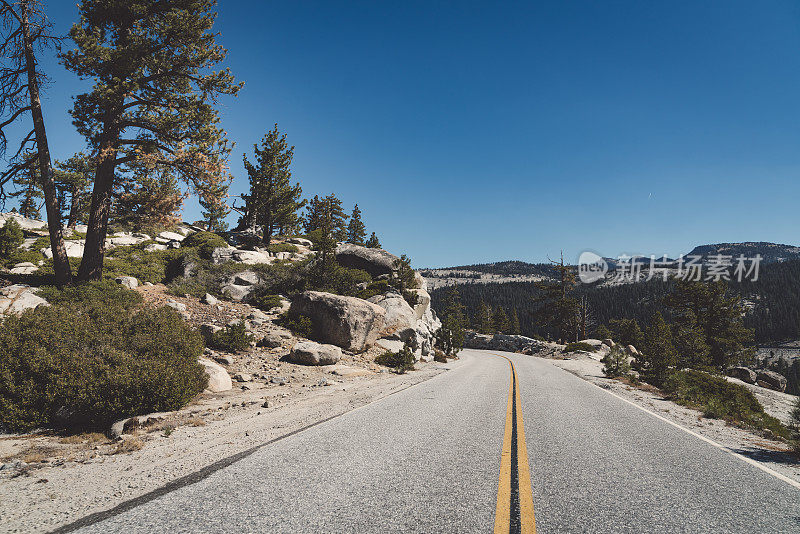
365 231 381 249
242 125 303 245
346 204 366 245
62 0 241 280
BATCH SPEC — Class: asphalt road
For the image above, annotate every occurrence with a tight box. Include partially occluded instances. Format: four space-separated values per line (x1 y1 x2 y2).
64 349 800 534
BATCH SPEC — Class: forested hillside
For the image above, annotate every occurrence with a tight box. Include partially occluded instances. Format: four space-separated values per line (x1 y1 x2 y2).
430 258 800 345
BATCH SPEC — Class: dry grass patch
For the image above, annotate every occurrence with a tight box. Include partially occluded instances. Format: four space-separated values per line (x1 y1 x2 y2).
186 416 206 427
111 437 144 455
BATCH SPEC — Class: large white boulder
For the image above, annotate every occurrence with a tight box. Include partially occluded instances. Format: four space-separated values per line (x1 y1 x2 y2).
42 239 85 258
367 292 417 340
115 276 139 290
157 231 186 242
198 357 232 393
287 341 342 366
9 262 38 275
232 250 272 265
0 212 46 231
0 284 49 316
289 291 386 352
335 244 399 277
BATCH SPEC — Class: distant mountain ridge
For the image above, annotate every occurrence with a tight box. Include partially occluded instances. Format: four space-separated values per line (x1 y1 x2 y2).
686 242 800 263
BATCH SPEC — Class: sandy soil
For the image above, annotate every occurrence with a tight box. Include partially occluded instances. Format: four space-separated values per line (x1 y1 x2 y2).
546 354 800 485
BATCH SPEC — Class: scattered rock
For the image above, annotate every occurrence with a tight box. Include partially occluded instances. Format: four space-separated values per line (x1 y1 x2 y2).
258 332 285 348
200 323 223 338
270 376 288 385
221 284 253 302
214 354 234 366
288 340 343 365
165 300 187 313
233 271 260 286
144 243 168 252
233 373 253 382
202 293 219 306
198 357 232 393
114 276 139 290
289 291 386 352
602 339 615 347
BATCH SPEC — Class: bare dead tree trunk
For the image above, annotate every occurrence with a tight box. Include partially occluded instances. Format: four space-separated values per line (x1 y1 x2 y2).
19 1 70 285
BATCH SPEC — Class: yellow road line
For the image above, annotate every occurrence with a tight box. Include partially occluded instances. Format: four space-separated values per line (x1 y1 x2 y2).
493 355 536 534
514 363 536 534
493 360 514 534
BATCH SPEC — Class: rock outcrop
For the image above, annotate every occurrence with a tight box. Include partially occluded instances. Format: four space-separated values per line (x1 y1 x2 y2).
368 289 441 361
287 341 342 365
289 291 386 352
335 244 398 277
756 370 787 392
0 284 49 316
729 366 757 384
463 331 556 354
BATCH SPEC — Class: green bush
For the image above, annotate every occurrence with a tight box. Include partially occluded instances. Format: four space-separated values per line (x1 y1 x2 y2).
267 243 299 254
29 235 51 251
0 218 24 257
0 285 206 432
1 248 43 268
207 322 254 353
663 370 790 439
278 312 314 339
564 341 597 353
181 231 229 259
248 289 283 312
601 345 631 378
375 341 416 374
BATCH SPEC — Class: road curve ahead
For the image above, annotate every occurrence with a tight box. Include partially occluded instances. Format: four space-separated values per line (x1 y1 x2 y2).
64 350 800 534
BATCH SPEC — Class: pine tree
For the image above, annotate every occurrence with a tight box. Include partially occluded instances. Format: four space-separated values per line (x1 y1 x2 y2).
510 308 521 335
534 251 578 341
346 204 366 245
608 318 644 348
493 307 510 334
242 125 303 245
9 155 41 219
365 232 381 249
672 311 711 370
53 152 93 229
0 217 24 256
639 312 677 387
198 177 230 233
601 345 631 378
113 162 186 232
62 0 241 281
437 287 467 356
664 279 754 370
476 300 493 334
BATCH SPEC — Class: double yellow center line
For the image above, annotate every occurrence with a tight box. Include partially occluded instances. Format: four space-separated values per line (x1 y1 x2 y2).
493 355 536 534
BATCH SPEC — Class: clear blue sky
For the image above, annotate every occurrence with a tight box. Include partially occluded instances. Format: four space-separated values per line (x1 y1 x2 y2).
10 1 800 268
